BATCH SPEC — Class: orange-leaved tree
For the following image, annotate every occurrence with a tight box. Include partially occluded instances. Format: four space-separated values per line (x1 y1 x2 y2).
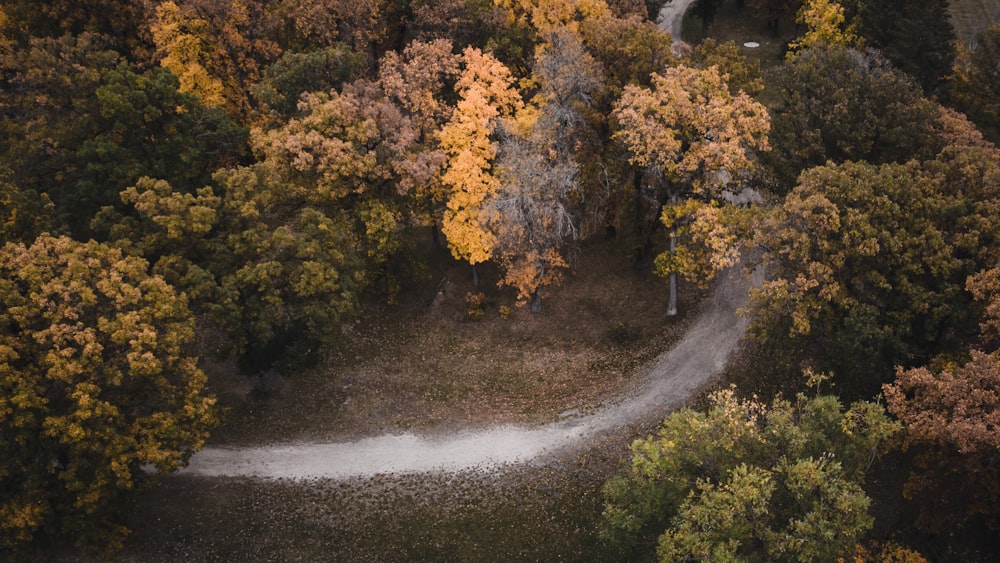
613 64 769 315
438 46 523 286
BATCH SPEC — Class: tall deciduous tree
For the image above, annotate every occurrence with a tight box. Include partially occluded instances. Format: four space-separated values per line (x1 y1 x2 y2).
613 64 769 315
764 45 941 193
0 0 153 59
0 168 55 245
787 0 859 54
0 235 216 554
488 130 578 311
438 46 523 285
884 351 1000 533
151 0 280 120
211 163 367 372
0 33 244 235
853 0 956 92
747 141 1000 393
948 24 1000 144
495 0 613 34
604 386 899 561
251 43 369 118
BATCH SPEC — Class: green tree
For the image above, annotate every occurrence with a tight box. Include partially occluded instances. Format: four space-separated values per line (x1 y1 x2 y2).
604 386 899 561
0 235 216 554
0 34 244 235
747 145 1000 393
251 44 368 118
948 24 1000 144
211 164 367 373
0 168 55 245
853 0 956 92
0 0 153 59
763 45 941 193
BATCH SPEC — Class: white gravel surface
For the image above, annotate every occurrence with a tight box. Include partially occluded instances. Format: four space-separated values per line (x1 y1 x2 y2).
181 265 759 481
659 0 698 42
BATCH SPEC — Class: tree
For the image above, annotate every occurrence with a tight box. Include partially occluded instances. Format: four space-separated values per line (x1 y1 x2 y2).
0 33 245 235
613 64 769 315
883 351 1000 533
0 235 216 554
0 168 55 245
272 0 399 57
378 39 462 144
251 43 369 118
495 0 613 35
150 0 281 120
488 130 578 311
689 0 722 39
690 38 764 97
481 28 598 310
94 177 224 310
948 24 1000 144
968 266 1000 348
0 0 153 59
853 0 956 93
211 164 368 372
787 0 859 55
196 72 448 369
764 45 941 193
438 46 523 285
579 13 676 101
603 386 899 561
746 153 1000 394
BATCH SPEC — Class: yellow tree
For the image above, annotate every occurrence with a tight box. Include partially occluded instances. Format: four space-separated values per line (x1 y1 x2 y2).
613 64 770 315
787 0 859 55
495 0 612 34
438 46 523 285
150 1 228 108
0 236 216 554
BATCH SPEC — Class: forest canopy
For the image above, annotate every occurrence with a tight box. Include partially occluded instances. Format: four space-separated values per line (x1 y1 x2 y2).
1 0 999 559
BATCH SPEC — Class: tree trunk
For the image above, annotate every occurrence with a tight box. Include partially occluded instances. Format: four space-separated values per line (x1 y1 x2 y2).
430 221 442 250
667 229 678 317
472 263 480 287
530 289 542 313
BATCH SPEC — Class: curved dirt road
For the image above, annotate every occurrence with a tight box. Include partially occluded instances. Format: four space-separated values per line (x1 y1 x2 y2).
181 265 758 480
660 0 698 42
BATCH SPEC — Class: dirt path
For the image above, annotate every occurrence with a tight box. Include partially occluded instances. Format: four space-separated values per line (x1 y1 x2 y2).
660 0 698 43
181 265 758 480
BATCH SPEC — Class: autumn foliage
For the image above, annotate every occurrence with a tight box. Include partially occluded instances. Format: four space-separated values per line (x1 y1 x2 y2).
884 352 1000 533
0 236 216 553
2 0 1000 558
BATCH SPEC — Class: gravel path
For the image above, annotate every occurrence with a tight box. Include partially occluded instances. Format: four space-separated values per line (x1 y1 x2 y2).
181 265 758 480
659 0 698 42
